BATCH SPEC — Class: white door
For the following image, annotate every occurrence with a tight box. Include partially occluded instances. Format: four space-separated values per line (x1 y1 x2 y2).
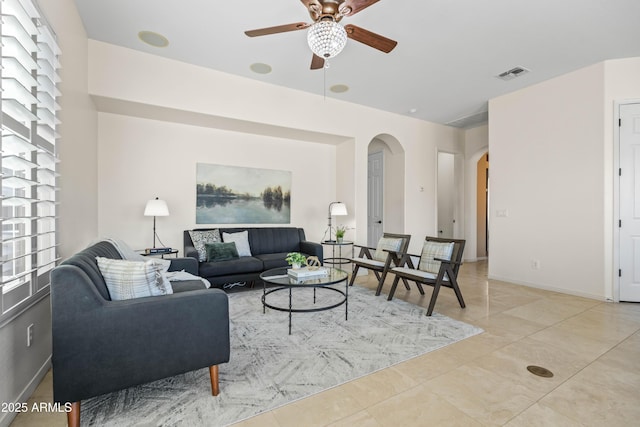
368 151 384 246
620 103 640 302
437 152 455 238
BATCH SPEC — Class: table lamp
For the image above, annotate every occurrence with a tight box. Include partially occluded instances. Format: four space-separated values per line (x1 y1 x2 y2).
144 197 169 249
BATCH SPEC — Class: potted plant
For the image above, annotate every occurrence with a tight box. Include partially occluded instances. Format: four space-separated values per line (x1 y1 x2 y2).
335 225 348 243
285 252 307 269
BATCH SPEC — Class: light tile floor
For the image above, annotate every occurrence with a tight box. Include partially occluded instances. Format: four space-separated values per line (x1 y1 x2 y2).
11 261 640 426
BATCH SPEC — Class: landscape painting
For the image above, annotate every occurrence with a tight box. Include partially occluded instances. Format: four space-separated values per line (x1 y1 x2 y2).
196 163 291 224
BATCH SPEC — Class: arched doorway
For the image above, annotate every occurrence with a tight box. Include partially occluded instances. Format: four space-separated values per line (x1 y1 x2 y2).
367 135 405 246
477 152 489 258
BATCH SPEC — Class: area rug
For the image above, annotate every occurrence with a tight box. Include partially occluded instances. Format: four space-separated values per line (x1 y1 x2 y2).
82 285 483 426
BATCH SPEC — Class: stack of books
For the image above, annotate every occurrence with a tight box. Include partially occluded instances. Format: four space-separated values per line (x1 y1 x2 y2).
287 267 329 280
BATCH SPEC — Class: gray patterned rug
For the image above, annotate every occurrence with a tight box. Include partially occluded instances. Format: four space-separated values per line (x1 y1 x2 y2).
82 284 483 426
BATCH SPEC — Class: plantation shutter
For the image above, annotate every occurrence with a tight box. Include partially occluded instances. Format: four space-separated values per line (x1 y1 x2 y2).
1 0 60 321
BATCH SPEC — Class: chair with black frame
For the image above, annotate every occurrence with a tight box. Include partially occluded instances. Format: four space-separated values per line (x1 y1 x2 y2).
348 233 412 296
387 236 466 316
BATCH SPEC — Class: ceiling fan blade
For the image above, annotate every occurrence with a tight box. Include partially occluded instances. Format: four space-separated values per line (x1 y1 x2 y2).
344 24 397 53
310 54 325 70
341 0 381 16
245 22 310 37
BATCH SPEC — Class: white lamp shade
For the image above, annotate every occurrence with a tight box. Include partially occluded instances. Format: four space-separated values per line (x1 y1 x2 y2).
144 198 169 216
330 202 348 216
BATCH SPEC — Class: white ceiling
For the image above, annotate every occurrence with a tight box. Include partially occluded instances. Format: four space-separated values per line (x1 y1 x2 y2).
72 0 640 128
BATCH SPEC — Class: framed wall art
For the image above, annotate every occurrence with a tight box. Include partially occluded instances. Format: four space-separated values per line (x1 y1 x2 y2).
196 163 291 224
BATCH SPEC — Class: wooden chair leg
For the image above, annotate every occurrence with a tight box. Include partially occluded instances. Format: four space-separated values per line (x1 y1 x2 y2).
348 265 360 287
376 269 389 296
402 277 411 290
450 277 466 308
67 401 80 427
209 365 220 396
414 280 425 295
387 276 401 300
426 281 442 316
373 270 382 282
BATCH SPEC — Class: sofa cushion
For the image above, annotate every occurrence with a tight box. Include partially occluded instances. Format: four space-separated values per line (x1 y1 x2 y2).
96 257 173 300
199 256 264 277
222 231 252 257
255 253 290 270
170 280 209 293
205 242 239 262
189 229 222 261
246 227 302 256
60 241 123 300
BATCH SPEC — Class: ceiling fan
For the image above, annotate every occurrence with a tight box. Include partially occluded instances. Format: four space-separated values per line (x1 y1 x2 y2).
244 0 397 70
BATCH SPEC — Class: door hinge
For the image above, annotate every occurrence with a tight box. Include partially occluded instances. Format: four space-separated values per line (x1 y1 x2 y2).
619 168 622 176
619 269 622 277
619 118 622 127
619 219 622 228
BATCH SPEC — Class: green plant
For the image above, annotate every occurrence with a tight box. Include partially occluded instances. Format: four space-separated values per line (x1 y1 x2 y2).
285 252 307 265
335 225 348 239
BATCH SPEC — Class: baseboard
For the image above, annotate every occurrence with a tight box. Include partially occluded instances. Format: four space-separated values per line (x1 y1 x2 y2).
464 257 487 263
487 274 606 301
0 356 51 427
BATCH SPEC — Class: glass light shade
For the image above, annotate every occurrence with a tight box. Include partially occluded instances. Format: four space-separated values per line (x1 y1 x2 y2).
144 198 169 216
307 20 347 59
330 202 348 216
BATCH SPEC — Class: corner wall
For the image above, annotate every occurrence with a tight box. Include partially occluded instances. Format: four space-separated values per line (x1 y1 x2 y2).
488 63 606 299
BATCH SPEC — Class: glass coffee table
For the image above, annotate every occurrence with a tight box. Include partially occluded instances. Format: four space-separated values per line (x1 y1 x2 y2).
260 267 349 335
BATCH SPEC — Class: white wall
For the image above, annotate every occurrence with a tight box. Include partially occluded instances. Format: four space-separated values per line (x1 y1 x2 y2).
42 0 99 258
488 63 606 299
87 41 464 254
97 113 335 250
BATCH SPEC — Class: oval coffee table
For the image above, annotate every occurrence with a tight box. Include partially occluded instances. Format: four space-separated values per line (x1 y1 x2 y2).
259 266 349 335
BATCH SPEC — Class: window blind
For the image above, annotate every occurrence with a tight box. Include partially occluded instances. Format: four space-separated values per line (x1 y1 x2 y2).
1 0 60 322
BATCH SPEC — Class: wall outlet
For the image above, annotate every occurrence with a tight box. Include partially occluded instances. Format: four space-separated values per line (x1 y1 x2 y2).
531 259 541 270
27 324 34 347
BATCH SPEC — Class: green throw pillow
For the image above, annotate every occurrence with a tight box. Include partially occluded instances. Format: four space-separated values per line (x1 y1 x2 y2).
205 242 239 262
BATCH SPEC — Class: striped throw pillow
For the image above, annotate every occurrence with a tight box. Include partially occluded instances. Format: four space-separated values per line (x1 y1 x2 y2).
418 241 454 274
96 257 173 301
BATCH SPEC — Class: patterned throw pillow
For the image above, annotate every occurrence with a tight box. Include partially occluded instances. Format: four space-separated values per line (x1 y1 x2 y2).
189 229 222 262
418 241 454 274
373 237 403 262
222 231 252 257
205 242 239 262
96 257 173 301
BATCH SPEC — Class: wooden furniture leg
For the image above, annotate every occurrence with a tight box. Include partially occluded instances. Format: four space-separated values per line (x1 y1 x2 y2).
209 365 220 396
67 401 80 427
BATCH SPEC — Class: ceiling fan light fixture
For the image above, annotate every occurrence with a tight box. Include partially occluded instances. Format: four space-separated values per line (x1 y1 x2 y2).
307 20 347 59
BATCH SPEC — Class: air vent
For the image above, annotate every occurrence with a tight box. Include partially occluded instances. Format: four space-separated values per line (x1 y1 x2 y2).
446 111 488 129
496 66 530 81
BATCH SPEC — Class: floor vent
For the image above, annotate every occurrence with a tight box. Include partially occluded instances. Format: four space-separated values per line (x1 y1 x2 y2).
526 365 554 378
497 66 530 81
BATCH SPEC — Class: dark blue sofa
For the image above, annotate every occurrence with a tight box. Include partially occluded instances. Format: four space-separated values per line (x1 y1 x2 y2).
51 241 230 426
184 227 323 288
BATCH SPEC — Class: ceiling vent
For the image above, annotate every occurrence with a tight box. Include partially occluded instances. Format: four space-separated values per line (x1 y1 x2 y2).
446 111 488 129
496 66 530 81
